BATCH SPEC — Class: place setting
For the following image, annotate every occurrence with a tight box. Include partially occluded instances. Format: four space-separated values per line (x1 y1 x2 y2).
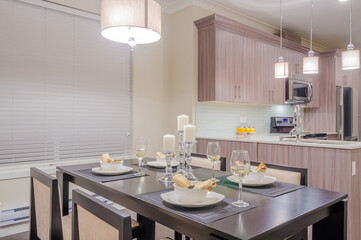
136 119 257 224
137 173 257 224
218 150 305 198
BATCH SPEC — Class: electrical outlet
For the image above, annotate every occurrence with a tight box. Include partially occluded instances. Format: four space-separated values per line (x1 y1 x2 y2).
240 116 247 124
352 161 356 176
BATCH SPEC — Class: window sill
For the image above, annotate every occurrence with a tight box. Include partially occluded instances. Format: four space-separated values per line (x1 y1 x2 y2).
0 159 98 181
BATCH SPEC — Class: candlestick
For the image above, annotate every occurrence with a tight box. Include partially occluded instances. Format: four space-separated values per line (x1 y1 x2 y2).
184 141 198 181
177 115 189 131
163 134 175 153
184 124 196 142
159 152 174 183
175 130 186 175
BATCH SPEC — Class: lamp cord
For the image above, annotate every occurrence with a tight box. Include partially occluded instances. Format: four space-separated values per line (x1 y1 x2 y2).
349 0 352 45
310 0 313 52
280 0 283 52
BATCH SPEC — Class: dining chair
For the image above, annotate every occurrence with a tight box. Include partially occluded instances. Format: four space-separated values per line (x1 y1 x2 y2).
251 161 308 240
72 189 148 240
250 161 308 186
190 153 226 171
30 167 71 240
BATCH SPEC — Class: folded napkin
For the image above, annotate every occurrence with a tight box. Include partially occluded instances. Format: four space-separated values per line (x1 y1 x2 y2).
255 162 267 172
101 153 112 163
193 179 217 191
172 174 217 191
172 174 192 188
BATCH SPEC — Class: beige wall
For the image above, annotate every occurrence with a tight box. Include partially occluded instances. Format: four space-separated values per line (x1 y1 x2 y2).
132 12 172 156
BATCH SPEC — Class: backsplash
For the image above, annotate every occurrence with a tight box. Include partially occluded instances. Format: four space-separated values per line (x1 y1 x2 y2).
196 102 295 136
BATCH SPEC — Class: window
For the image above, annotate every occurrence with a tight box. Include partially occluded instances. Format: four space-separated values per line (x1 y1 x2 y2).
0 0 132 164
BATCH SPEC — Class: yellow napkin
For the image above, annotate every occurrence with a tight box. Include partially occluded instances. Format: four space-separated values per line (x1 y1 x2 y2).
101 153 111 163
193 179 217 191
255 162 267 172
172 174 192 188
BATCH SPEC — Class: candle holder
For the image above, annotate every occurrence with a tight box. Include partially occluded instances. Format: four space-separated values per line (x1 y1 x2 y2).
159 152 174 183
184 141 198 181
175 131 186 176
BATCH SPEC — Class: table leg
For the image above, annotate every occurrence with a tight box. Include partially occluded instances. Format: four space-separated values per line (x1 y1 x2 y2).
313 200 347 240
174 232 182 240
137 214 155 240
56 171 69 216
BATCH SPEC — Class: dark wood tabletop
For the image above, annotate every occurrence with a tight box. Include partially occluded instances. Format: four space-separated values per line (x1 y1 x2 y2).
56 158 347 240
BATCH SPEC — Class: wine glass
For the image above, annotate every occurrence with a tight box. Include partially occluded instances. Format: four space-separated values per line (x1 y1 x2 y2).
134 136 147 176
230 150 251 207
206 142 221 182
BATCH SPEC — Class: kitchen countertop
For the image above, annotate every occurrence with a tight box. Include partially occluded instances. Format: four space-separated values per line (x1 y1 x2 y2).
196 134 361 150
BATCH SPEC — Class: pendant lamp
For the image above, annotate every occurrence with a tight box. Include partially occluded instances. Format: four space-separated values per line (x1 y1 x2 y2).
101 0 162 49
341 0 360 70
275 0 289 78
303 0 319 74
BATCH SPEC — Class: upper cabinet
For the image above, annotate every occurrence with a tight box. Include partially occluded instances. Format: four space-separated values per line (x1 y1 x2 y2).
195 14 318 106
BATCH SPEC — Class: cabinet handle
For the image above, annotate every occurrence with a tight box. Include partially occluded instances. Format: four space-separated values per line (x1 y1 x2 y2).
272 90 275 102
234 85 237 99
238 86 241 99
269 90 271 102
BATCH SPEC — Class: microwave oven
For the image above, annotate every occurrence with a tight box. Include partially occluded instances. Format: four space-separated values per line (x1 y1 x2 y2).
285 75 313 104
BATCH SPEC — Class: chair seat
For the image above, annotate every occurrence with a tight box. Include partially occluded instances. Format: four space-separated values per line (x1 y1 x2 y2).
62 214 72 240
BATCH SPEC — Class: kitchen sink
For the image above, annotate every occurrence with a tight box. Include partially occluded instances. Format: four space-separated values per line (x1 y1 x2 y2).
279 138 354 145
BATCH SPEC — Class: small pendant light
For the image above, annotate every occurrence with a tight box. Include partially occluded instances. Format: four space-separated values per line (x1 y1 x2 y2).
101 0 162 50
303 0 319 74
342 0 360 70
275 0 289 78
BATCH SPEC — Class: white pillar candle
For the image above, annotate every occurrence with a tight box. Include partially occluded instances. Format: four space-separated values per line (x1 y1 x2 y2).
184 124 196 142
163 134 175 153
177 115 189 131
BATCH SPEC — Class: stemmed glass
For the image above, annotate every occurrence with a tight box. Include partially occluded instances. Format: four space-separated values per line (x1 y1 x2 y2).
230 150 251 207
134 136 147 176
206 142 221 182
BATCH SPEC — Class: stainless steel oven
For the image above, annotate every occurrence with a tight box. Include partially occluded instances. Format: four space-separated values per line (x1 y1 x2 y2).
285 75 313 104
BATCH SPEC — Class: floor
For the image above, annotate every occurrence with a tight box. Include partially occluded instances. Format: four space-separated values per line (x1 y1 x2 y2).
0 232 28 240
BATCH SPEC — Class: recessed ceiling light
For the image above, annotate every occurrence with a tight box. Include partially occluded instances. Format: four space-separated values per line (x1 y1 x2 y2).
339 0 349 2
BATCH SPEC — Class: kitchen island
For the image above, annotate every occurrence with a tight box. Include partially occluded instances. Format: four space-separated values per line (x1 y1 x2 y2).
196 135 361 240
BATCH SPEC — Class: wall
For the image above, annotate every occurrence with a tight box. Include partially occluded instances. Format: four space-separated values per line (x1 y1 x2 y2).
132 12 172 156
196 102 294 137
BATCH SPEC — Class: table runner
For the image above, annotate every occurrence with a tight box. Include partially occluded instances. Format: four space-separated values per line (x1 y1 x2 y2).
218 175 305 198
75 168 148 183
136 188 257 224
132 162 200 173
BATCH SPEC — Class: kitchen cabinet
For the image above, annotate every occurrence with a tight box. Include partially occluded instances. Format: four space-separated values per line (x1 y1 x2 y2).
195 14 310 105
304 50 360 132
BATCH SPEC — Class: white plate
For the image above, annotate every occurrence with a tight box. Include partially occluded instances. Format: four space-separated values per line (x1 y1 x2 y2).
91 166 133 175
227 175 277 187
147 161 179 169
160 191 225 208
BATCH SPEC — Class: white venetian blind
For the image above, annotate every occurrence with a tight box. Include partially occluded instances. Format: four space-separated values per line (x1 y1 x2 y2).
0 0 132 164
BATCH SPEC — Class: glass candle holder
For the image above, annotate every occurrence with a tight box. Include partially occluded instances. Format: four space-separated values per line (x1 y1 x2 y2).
159 152 174 183
184 141 198 181
175 130 186 176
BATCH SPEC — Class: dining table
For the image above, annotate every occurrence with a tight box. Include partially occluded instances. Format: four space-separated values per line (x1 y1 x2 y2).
56 158 347 240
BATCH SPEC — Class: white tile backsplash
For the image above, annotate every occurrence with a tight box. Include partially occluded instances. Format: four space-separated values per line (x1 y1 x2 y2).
196 102 294 136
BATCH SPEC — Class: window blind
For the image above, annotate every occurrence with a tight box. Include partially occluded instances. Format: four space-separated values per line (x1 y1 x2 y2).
0 0 132 164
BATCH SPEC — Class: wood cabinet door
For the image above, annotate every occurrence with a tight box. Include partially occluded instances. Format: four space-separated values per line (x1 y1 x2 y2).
215 29 239 102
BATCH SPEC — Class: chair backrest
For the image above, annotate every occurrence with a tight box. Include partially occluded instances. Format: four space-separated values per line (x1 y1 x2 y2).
250 162 308 186
72 189 133 240
30 167 63 240
191 153 226 171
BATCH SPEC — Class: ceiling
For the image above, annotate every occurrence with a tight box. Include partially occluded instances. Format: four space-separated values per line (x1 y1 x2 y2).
208 0 361 50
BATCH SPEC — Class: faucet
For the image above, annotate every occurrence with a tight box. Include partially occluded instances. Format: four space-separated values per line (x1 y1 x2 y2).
289 105 302 143
279 105 304 143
